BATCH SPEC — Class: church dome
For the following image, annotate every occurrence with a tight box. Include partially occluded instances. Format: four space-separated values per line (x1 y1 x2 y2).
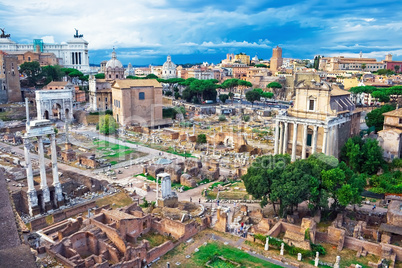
106 48 123 68
162 55 176 69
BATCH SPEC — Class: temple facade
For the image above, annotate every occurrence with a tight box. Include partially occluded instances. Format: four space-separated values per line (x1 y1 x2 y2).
274 79 360 160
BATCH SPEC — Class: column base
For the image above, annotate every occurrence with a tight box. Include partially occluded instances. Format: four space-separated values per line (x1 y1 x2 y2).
54 183 64 202
41 187 51 204
29 205 41 217
27 189 38 208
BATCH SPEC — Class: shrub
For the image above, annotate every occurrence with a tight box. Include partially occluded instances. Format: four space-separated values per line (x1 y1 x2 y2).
219 114 226 121
197 134 207 144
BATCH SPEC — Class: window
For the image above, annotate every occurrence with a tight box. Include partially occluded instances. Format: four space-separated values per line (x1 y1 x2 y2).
116 74 119 79
105 97 107 102
139 92 145 100
309 99 315 111
399 118 402 124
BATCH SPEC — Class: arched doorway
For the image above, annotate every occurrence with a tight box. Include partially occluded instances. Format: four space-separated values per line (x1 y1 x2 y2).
65 108 70 120
52 103 62 119
43 110 49 119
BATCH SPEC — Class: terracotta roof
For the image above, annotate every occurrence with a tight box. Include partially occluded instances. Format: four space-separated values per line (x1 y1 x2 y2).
331 88 350 96
383 108 402 118
46 81 69 87
112 79 161 89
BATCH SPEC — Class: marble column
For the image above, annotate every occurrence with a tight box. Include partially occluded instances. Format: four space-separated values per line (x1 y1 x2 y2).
291 123 298 162
278 122 284 155
322 127 328 155
24 138 38 215
38 136 50 205
282 122 289 154
333 124 339 157
327 126 333 156
302 124 308 159
312 125 318 154
51 134 63 203
274 120 280 155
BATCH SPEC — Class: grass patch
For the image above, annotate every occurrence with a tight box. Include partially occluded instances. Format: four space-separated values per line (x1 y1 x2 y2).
137 232 172 248
95 191 133 209
193 241 282 268
135 173 158 183
172 182 193 191
45 215 53 225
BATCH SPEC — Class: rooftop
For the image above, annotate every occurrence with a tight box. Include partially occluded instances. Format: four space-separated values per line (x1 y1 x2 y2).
112 79 161 89
383 108 402 118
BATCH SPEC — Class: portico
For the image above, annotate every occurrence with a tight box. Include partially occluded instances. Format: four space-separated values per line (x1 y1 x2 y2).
273 78 360 160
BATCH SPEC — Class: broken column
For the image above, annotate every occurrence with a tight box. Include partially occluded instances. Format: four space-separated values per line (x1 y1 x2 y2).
23 138 38 216
280 243 284 255
297 253 302 261
314 252 319 267
334 256 340 268
264 237 269 251
51 133 63 205
38 136 50 210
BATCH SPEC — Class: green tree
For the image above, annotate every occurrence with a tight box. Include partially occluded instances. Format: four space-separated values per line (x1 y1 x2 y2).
95 73 105 79
145 74 158 79
196 134 207 144
313 55 321 70
218 114 226 121
255 63 268 68
395 65 400 73
366 104 396 132
361 63 366 71
267 81 282 90
242 154 291 212
20 61 41 86
340 136 385 175
219 94 229 103
97 115 118 135
245 90 261 106
349 85 378 95
41 65 64 84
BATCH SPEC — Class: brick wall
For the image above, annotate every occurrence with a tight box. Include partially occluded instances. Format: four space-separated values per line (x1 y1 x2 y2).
147 241 174 263
90 217 127 253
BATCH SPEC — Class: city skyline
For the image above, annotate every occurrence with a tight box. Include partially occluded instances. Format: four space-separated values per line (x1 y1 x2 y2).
1 0 402 65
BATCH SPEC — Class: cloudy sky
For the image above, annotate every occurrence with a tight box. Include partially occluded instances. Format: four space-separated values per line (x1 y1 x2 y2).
1 0 402 65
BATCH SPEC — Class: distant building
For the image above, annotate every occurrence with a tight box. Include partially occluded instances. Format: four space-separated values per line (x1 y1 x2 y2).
378 108 402 160
0 29 90 72
88 77 112 111
319 54 385 72
5 50 58 66
124 63 135 77
274 78 360 160
111 79 171 127
0 51 21 103
162 55 177 79
105 48 124 80
270 46 283 72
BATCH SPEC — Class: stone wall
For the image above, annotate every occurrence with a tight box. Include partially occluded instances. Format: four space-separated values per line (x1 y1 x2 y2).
147 241 174 263
90 214 127 253
215 208 228 233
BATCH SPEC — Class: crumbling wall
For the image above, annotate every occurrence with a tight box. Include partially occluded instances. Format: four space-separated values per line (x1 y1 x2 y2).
215 208 228 233
146 241 174 263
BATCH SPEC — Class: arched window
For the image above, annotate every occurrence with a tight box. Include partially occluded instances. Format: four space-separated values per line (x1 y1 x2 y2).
139 92 145 100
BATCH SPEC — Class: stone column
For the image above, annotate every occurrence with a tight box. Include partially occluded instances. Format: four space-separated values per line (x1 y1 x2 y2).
278 122 284 154
51 134 63 203
327 126 333 156
274 120 280 155
38 136 50 206
24 138 38 215
291 123 298 162
302 124 308 159
282 122 289 154
333 124 339 157
322 127 328 155
312 125 318 154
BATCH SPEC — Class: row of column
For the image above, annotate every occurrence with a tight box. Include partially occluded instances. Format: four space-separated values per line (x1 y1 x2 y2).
72 52 82 65
24 133 63 216
274 120 339 161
